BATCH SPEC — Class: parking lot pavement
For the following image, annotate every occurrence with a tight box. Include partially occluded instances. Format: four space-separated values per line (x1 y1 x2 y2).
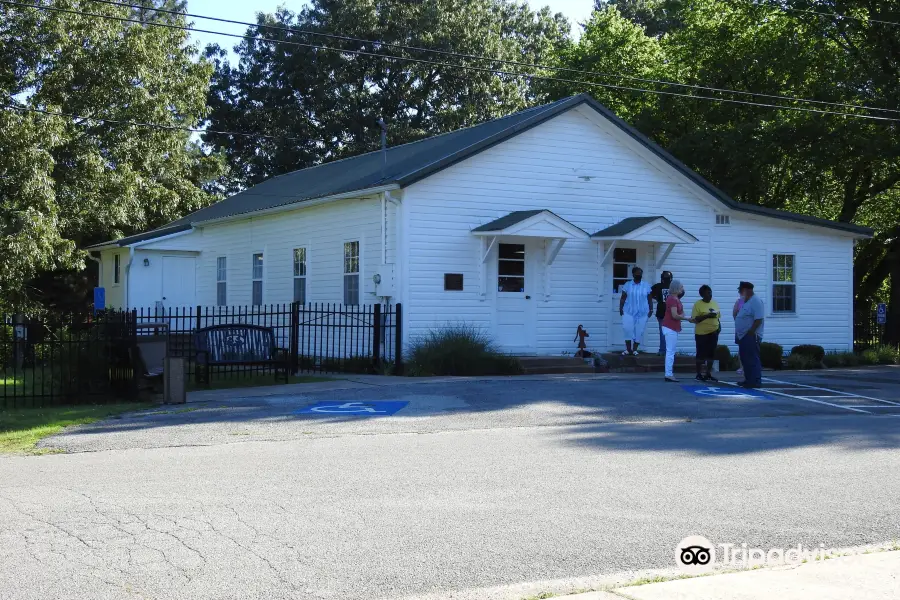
5 367 900 600
40 367 900 453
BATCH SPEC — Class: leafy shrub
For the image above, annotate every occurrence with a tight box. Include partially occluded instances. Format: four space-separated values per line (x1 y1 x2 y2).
786 353 820 370
823 351 860 368
407 325 522 376
875 346 900 365
790 345 825 362
760 342 784 370
860 349 879 365
714 345 736 371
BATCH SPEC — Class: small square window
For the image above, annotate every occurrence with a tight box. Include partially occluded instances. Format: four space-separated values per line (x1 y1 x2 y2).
613 247 637 263
444 274 464 291
716 214 731 225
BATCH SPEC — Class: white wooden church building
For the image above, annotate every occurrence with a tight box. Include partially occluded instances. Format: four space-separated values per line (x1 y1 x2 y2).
89 94 871 354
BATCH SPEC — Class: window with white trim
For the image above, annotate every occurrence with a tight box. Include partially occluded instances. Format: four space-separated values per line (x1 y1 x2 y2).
343 241 360 305
772 254 796 313
216 257 227 306
251 253 264 305
293 247 307 304
715 214 731 225
612 247 637 294
113 253 121 285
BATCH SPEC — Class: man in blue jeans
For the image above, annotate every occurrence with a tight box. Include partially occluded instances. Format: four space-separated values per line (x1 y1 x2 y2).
734 281 765 388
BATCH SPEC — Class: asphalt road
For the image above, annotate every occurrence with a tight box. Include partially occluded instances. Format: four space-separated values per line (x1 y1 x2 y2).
2 368 899 600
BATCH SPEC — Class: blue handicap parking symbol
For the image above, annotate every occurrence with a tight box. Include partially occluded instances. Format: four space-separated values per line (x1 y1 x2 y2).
681 385 769 399
296 401 408 416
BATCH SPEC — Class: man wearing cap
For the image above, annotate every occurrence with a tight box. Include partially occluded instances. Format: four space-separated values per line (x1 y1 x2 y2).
651 271 673 356
735 281 765 388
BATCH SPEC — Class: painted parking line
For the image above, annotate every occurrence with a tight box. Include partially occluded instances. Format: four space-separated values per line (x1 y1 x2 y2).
762 378 900 407
720 381 872 414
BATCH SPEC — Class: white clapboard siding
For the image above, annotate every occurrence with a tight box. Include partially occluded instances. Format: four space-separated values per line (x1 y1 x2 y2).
401 107 853 353
711 214 853 352
191 197 383 308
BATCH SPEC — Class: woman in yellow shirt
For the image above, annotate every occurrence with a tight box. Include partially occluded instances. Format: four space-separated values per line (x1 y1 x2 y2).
692 285 721 381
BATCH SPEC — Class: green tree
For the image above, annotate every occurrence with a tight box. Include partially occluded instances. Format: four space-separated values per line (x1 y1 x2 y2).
0 0 224 310
204 0 571 191
551 0 900 341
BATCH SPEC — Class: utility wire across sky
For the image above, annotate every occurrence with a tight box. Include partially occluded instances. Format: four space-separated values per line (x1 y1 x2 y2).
84 0 900 115
2 0 898 145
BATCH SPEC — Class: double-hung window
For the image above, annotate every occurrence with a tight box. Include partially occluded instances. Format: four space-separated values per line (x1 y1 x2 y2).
772 254 796 313
251 253 264 305
216 257 227 306
293 247 307 304
343 241 360 305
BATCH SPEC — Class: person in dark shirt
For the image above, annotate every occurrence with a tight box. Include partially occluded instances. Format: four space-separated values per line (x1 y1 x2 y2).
650 271 673 356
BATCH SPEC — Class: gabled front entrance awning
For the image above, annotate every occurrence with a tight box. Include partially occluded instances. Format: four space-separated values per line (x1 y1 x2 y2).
472 209 587 266
591 216 698 244
472 210 588 240
472 210 588 302
592 216 697 270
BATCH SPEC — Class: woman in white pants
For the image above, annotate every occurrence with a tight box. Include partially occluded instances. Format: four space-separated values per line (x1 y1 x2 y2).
659 279 694 382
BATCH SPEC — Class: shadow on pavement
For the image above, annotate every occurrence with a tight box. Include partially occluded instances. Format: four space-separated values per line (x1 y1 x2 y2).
49 369 900 455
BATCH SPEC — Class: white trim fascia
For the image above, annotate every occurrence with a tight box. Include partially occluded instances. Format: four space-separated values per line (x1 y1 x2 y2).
131 228 197 249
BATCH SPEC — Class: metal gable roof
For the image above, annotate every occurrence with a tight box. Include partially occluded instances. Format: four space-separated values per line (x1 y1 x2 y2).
591 216 663 238
471 210 546 232
92 93 872 248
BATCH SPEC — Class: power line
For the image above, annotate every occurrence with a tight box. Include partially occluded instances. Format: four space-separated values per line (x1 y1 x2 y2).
3 0 899 123
2 103 317 142
738 0 900 27
87 0 900 115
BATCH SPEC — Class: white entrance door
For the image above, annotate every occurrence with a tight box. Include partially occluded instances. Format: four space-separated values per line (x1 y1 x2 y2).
609 245 649 349
161 256 197 310
494 241 538 353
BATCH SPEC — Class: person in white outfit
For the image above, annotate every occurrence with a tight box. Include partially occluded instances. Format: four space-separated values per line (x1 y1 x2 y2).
619 267 653 356
660 279 695 382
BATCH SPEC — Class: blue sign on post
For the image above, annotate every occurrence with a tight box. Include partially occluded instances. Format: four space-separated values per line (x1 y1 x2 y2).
681 385 769 399
93 287 106 312
296 401 408 416
877 303 887 325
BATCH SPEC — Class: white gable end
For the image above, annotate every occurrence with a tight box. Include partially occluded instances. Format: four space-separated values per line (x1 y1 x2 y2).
401 105 854 354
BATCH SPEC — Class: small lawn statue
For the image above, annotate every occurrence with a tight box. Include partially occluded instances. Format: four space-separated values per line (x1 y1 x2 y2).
574 325 591 358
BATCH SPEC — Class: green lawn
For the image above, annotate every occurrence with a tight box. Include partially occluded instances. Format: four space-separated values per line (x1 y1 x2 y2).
0 403 154 455
186 373 334 391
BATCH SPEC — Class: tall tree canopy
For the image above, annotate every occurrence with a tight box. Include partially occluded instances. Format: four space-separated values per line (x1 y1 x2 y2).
549 0 900 338
204 0 571 192
0 0 223 310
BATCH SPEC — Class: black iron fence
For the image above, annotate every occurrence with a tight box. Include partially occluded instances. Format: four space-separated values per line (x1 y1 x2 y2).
2 303 402 407
133 302 402 384
1 311 137 408
854 307 890 351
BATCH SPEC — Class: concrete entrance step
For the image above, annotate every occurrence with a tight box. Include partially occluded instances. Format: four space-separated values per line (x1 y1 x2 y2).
517 356 596 374
601 352 697 373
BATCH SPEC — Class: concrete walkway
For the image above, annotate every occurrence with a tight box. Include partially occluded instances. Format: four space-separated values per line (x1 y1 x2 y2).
563 550 900 600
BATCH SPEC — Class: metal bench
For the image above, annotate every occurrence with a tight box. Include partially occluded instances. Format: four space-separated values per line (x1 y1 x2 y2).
194 324 289 385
